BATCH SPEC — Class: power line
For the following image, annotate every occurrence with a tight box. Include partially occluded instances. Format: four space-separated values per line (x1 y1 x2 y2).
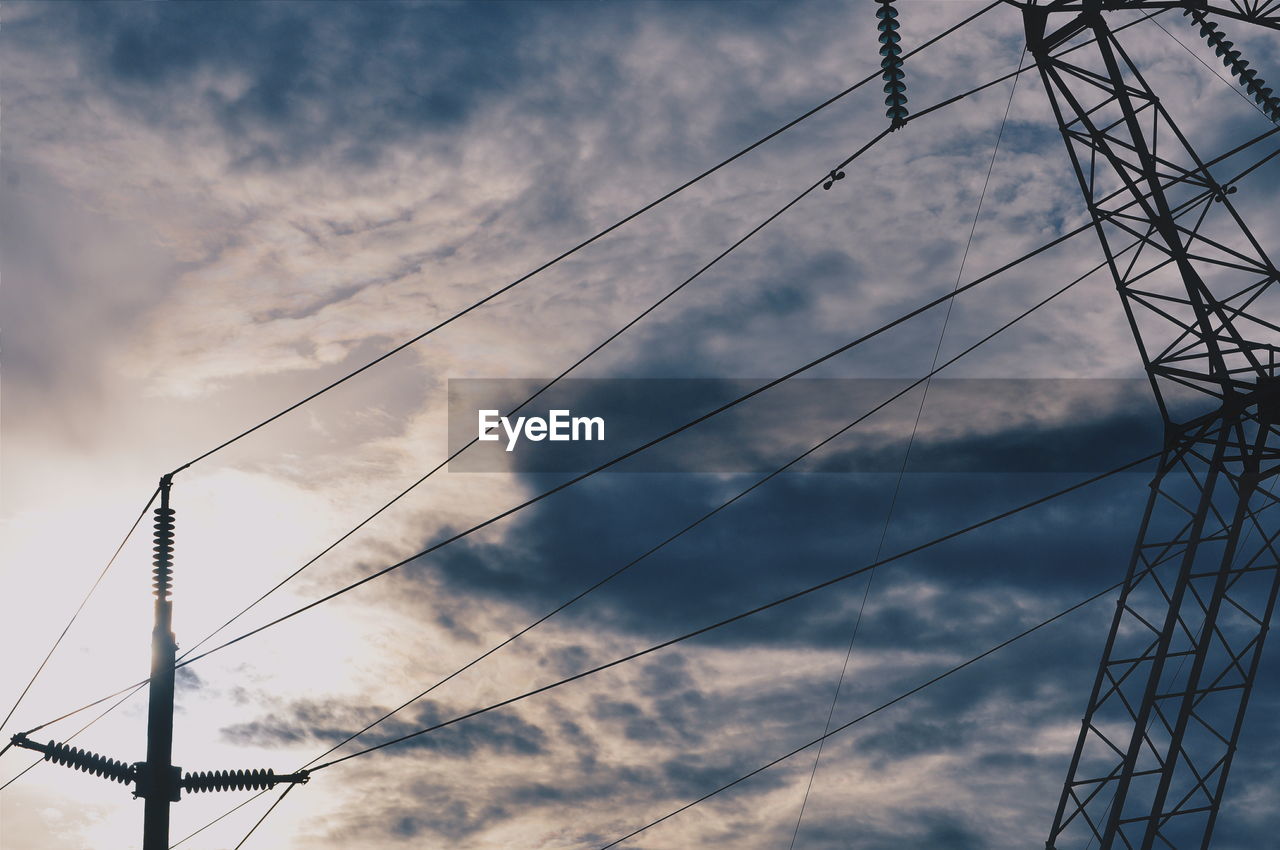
166 1 1003 478
247 138 1276 778
788 43 1027 849
165 226 1095 671
2 126 892 757
1151 12 1276 120
306 450 1157 771
0 486 158 734
160 125 1280 679
172 126 894 667
0 684 145 793
595 574 1137 849
169 788 269 848
0 0 1188 762
48 10 1176 757
187 249 1124 850
164 34 1115 691
273 225 1119 773
18 120 1274 744
3 7 1196 755
231 784 296 850
158 118 1277 675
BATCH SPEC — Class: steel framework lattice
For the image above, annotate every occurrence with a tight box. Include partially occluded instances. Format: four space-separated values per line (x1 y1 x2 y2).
1021 2 1280 848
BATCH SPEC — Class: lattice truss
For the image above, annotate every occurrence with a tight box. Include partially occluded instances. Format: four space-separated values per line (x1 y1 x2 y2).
1031 15 1279 418
1023 3 1280 848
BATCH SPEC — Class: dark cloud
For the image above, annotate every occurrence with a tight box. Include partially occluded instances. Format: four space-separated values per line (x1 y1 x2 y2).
405 392 1161 656
221 696 547 760
63 1 531 170
32 0 827 179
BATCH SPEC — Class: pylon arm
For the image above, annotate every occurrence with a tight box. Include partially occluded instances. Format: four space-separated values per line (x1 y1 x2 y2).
10 733 135 785
9 732 310 798
1009 1 1280 33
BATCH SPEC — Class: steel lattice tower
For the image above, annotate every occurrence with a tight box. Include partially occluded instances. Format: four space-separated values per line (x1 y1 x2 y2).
1017 2 1280 848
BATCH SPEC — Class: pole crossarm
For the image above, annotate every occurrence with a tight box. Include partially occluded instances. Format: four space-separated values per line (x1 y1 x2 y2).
1022 1 1280 32
8 732 310 801
1026 5 1280 849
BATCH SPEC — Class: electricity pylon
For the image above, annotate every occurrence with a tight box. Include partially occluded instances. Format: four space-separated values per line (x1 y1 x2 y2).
10 478 309 849
1017 2 1280 848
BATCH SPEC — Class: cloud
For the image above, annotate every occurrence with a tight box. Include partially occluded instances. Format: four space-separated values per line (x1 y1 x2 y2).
3 2 1278 849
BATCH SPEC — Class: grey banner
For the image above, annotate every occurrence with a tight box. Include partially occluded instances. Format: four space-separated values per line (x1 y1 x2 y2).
447 378 1167 473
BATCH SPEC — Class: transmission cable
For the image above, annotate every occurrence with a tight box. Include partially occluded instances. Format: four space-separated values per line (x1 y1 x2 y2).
167 61 1280 850
228 575 1140 850
788 44 1026 849
167 2 1002 477
0 0 1178 760
0 127 888 771
0 486 158 734
176 231 1133 850
174 127 892 665
17 120 1274 745
1151 12 1276 120
209 136 1279 842
595 573 1140 849
179 244 1131 849
0 684 144 792
156 120 1276 677
170 789 269 848
161 123 1280 682
165 230 1099 671
165 23 1141 688
282 225 1121 771
146 8 1193 734
231 783 297 850
302 449 1155 772
20 7 1184 751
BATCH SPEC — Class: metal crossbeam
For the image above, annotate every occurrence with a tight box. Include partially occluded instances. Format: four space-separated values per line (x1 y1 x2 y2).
1018 2 1280 33
1025 5 1280 848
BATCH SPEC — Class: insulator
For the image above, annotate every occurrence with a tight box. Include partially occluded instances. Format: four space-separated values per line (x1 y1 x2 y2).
182 768 276 793
1185 8 1280 126
42 740 135 785
873 0 908 128
181 767 309 793
152 506 175 600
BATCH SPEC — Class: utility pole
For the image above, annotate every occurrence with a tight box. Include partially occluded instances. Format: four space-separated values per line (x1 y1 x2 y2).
142 475 178 850
10 477 309 847
1018 2 1280 848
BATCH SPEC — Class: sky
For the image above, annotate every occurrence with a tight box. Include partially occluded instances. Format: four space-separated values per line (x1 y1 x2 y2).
1 1 1278 849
